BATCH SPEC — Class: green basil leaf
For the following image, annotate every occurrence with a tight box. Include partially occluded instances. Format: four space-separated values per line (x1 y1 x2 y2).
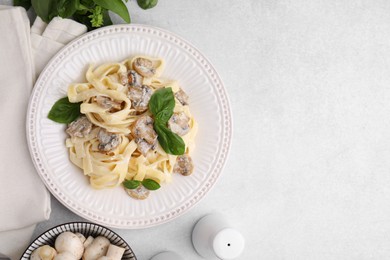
154 122 185 155
149 87 175 123
57 0 79 18
80 0 95 8
32 0 56 22
92 0 130 23
102 8 113 26
137 0 158 10
14 0 32 10
123 180 141 189
142 179 160 190
48 97 82 124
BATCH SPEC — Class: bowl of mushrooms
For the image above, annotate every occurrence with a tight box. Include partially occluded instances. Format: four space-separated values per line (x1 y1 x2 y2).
21 222 136 260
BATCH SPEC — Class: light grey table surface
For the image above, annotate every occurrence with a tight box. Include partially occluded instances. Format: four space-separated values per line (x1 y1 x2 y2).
10 0 390 259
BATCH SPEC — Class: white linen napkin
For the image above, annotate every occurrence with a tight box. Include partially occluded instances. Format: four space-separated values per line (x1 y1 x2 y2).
0 6 87 259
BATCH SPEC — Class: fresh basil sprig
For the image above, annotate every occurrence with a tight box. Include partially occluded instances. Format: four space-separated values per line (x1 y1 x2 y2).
15 0 157 31
123 179 160 190
48 97 82 124
148 87 186 155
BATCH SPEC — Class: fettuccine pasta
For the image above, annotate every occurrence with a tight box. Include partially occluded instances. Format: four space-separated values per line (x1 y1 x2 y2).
63 56 197 200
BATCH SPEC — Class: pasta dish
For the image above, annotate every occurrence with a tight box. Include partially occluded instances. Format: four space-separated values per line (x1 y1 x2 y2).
48 56 197 200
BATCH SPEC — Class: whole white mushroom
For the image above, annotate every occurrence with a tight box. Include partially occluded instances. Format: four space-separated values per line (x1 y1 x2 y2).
53 251 78 260
31 245 57 260
82 236 110 260
55 232 84 259
75 233 86 244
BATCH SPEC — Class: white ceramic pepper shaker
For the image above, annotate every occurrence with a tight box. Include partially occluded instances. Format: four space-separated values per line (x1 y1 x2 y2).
192 213 245 259
150 251 184 260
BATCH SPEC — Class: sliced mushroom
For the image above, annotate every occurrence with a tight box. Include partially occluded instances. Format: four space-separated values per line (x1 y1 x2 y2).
133 57 156 77
66 116 93 138
175 88 189 106
168 112 190 136
130 116 158 156
31 245 57 260
126 185 150 200
83 236 110 260
106 244 125 260
97 128 121 152
173 154 194 176
127 85 153 113
55 231 84 259
127 70 143 87
95 96 122 112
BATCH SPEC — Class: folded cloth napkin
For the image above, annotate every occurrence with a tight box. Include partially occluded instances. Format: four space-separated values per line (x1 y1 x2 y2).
0 6 87 259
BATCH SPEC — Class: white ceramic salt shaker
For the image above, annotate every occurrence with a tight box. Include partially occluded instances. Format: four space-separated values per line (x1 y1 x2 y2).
192 213 245 259
150 251 184 260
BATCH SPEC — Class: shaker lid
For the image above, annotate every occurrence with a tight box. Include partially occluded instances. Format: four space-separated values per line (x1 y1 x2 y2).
213 228 245 259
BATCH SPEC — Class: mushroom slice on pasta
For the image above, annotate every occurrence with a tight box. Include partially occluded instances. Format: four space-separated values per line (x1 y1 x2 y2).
127 70 143 88
127 85 153 113
97 128 121 152
175 88 189 106
66 116 93 138
130 115 157 156
95 96 122 112
126 185 150 200
133 57 157 78
173 154 194 176
168 112 190 136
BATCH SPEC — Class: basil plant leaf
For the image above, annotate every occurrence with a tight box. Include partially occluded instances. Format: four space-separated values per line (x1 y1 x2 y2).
57 0 79 18
102 8 113 26
123 180 141 189
149 87 175 123
137 0 158 10
32 0 57 22
142 179 160 190
92 0 130 23
48 97 82 124
154 122 185 155
14 0 32 10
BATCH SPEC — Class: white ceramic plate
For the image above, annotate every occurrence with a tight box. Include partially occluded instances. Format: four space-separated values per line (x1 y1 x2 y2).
21 222 136 259
27 24 232 229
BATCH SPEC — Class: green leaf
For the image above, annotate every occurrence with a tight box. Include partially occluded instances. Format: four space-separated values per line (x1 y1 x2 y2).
137 0 157 10
57 0 79 18
32 0 56 22
79 0 95 9
102 8 113 26
149 87 175 123
142 179 160 190
154 122 185 155
14 0 32 10
92 0 130 23
48 97 82 124
123 180 141 189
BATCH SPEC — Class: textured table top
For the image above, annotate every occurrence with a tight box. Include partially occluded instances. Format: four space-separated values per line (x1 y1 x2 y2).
31 0 390 259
